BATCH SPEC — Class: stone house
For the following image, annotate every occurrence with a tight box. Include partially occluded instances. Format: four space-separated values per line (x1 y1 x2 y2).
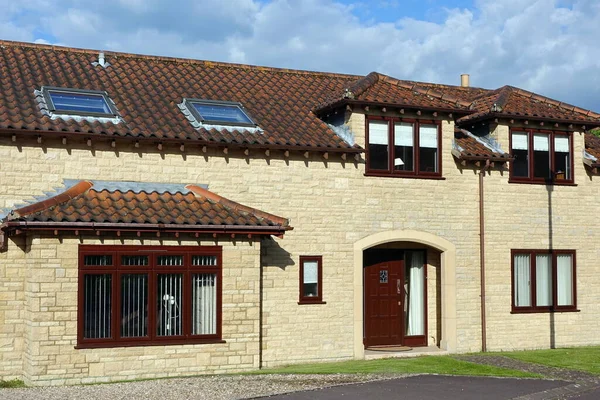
1 40 599 385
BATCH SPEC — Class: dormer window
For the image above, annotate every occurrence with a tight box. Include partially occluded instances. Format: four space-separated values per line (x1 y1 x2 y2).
42 87 118 117
183 99 255 127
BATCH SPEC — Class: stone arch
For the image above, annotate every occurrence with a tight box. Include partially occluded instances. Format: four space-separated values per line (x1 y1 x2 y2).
353 230 457 357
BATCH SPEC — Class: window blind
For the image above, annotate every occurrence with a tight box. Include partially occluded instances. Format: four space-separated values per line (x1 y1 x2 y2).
394 123 413 146
369 121 389 145
512 132 528 150
419 125 438 149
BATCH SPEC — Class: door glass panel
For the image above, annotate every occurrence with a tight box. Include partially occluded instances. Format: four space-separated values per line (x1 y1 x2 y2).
405 251 425 336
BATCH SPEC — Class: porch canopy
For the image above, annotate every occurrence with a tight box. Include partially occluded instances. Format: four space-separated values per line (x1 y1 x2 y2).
0 179 292 247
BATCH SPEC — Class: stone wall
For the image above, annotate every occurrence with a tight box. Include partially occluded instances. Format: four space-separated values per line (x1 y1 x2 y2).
1 112 599 383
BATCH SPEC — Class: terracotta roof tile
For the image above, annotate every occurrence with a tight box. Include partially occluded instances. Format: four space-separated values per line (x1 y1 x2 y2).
453 129 511 161
2 180 290 233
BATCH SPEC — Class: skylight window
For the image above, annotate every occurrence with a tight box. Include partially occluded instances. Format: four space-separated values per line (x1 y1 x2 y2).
184 99 255 127
42 87 118 117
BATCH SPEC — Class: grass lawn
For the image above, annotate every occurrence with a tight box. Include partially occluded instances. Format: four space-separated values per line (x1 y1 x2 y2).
499 346 600 375
253 355 540 378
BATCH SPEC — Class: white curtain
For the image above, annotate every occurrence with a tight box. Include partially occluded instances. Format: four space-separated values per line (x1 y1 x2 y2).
533 134 549 151
369 121 388 145
513 254 531 306
536 254 552 306
192 273 217 335
406 251 425 336
557 255 573 306
419 125 438 149
394 123 413 146
512 132 528 150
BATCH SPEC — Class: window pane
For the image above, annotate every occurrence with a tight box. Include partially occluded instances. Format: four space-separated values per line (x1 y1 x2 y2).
192 103 253 124
554 136 571 180
419 125 438 173
514 254 531 307
156 274 183 336
121 255 149 266
50 91 112 114
557 255 574 306
533 134 550 179
121 274 148 338
192 255 217 266
84 255 112 266
157 255 183 266
536 254 552 307
512 132 529 177
83 274 112 339
394 123 414 171
192 274 217 335
302 260 319 297
368 121 389 170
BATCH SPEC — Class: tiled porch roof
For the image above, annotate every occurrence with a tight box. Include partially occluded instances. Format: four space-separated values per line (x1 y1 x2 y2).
1 180 291 236
452 129 511 162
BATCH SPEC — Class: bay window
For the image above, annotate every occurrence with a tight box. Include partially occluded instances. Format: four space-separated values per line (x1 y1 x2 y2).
510 130 573 183
512 250 576 313
367 117 441 177
78 246 222 348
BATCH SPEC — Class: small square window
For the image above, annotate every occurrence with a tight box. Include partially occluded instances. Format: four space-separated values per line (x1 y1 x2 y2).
298 256 325 304
42 87 118 117
184 99 255 127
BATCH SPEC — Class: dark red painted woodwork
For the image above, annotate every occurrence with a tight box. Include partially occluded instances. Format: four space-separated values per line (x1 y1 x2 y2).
364 261 404 347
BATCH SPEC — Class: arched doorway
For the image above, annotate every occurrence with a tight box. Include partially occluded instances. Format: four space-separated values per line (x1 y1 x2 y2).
353 230 457 358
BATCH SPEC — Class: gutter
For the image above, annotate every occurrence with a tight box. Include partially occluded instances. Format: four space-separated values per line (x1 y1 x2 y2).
479 159 491 352
0 128 363 154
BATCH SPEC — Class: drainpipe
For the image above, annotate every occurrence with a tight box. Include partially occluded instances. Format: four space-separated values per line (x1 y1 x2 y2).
479 159 491 352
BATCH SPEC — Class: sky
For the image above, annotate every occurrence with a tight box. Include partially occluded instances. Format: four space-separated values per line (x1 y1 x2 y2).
1 0 599 111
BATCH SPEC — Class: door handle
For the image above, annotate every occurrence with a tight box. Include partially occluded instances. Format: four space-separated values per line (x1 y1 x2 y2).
397 279 402 295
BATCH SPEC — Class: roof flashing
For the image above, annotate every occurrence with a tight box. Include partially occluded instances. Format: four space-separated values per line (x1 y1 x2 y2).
35 87 123 123
180 98 262 132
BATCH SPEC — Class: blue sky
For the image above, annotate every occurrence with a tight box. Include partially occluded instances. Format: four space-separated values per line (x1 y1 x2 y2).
0 0 598 110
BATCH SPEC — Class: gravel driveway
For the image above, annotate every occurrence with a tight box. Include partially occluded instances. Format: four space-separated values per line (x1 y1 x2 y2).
0 374 401 400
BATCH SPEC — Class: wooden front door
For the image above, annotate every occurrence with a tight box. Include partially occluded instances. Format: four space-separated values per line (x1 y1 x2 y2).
364 260 403 347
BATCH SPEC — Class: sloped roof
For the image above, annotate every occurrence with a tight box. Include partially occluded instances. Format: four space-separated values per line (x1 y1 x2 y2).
461 86 600 125
1 180 291 235
453 129 511 162
0 40 361 152
0 40 599 152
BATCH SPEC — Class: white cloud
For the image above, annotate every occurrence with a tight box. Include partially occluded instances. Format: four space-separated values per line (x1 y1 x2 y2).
1 0 599 110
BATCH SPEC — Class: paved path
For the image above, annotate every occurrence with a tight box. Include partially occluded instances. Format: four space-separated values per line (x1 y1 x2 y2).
261 375 568 400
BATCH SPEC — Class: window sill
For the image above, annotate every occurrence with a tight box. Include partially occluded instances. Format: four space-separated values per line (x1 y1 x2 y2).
508 179 577 187
298 300 327 305
510 309 580 314
75 338 226 349
364 172 445 180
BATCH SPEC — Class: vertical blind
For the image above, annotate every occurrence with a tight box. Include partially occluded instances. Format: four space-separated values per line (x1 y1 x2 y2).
84 274 112 339
192 274 217 335
121 274 148 338
157 274 183 336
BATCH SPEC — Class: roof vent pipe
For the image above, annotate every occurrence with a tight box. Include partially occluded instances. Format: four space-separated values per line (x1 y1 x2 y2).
92 52 110 68
461 74 470 87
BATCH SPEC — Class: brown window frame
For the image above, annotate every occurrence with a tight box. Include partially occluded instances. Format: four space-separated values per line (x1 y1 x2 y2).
509 129 574 185
77 245 223 349
365 116 443 178
298 256 325 304
511 249 577 313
